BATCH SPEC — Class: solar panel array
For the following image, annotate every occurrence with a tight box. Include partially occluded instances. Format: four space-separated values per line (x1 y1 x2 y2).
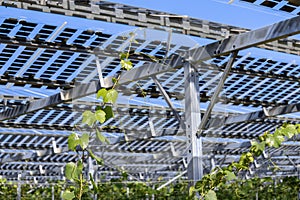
0 0 299 183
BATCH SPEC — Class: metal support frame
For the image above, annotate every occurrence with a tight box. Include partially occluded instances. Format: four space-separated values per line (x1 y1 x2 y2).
0 54 184 121
3 0 300 57
197 51 238 136
156 170 187 190
207 102 300 129
184 62 203 184
183 14 300 62
17 173 21 200
152 75 182 127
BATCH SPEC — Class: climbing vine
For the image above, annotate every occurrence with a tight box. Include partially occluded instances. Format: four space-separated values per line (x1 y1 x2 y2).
194 123 300 200
62 31 139 199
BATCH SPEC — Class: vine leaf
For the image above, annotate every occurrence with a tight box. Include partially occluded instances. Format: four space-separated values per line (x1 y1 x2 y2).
68 133 80 151
281 124 297 138
119 52 129 60
65 162 77 181
89 173 98 193
96 128 110 144
95 110 106 123
82 110 96 126
88 149 103 165
205 190 217 200
96 88 107 99
62 190 75 200
104 89 118 104
121 59 133 70
224 170 236 181
250 141 265 156
103 106 114 120
79 133 89 150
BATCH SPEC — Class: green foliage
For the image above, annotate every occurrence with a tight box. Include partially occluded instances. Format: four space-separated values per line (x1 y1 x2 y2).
82 110 96 127
97 88 118 104
68 133 80 151
68 133 89 151
120 59 133 70
103 106 114 120
95 110 106 123
195 123 300 199
205 190 217 200
105 89 118 104
65 162 78 181
62 190 75 200
96 128 110 144
87 149 103 165
216 176 300 200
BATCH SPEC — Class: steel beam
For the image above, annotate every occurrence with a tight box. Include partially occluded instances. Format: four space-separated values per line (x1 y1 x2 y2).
207 102 300 129
0 55 183 121
184 62 203 184
152 75 183 126
197 51 238 137
183 14 300 63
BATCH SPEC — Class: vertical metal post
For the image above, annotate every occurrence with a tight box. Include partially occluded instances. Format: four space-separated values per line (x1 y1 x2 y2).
184 62 203 185
52 185 55 200
17 174 21 200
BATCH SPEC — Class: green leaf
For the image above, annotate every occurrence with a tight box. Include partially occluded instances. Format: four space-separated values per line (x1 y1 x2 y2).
250 141 265 156
79 133 89 150
68 133 80 151
95 109 106 123
96 88 107 99
103 106 114 120
89 173 98 193
281 124 297 138
82 110 96 126
96 128 110 144
188 186 195 197
120 59 133 70
119 52 129 60
65 162 77 181
88 149 103 165
104 89 118 104
224 170 236 181
205 190 217 200
62 190 75 200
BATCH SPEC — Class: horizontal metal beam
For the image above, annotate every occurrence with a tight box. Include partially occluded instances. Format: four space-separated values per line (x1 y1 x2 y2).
0 80 101 121
0 55 183 121
184 15 300 63
207 102 300 129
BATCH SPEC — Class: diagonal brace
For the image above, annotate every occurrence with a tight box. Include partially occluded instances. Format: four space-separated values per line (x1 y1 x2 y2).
152 75 183 128
197 51 238 137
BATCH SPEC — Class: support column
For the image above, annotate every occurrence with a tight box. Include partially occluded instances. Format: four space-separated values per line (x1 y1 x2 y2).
184 62 203 184
52 185 55 200
17 174 21 200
